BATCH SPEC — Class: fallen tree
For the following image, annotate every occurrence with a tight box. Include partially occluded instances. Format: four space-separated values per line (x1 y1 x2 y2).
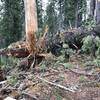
0 26 100 57
0 0 47 69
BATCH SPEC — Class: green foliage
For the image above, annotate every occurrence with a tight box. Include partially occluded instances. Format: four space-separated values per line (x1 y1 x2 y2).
39 61 47 72
56 55 65 63
55 93 62 100
84 60 94 67
46 1 58 35
95 36 100 47
36 0 43 30
57 0 86 28
7 76 18 86
0 56 18 70
79 75 87 82
43 0 87 33
93 59 100 67
55 45 73 69
61 62 73 69
82 35 100 55
53 89 62 100
0 56 7 66
57 0 76 28
96 47 100 57
82 36 94 52
0 0 24 46
84 58 100 68
53 42 75 68
61 43 75 59
82 17 96 30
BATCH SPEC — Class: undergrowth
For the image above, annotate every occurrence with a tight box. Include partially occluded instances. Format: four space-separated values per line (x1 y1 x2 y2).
0 56 18 70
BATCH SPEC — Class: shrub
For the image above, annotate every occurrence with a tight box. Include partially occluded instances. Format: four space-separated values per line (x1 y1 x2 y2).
82 35 100 57
82 17 96 30
0 56 18 70
7 76 18 86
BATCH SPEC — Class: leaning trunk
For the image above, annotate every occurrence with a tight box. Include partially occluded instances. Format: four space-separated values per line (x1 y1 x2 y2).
24 0 38 54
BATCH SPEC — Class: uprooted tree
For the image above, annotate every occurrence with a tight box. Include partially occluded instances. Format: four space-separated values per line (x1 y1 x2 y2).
0 0 48 69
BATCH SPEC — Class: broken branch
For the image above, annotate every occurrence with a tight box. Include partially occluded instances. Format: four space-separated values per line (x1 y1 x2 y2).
37 76 75 92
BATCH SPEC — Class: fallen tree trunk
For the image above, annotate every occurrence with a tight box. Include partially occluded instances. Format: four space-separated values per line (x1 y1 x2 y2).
0 41 29 58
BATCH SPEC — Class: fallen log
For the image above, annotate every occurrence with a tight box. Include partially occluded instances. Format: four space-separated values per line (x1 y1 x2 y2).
0 48 29 58
7 48 29 58
0 39 29 58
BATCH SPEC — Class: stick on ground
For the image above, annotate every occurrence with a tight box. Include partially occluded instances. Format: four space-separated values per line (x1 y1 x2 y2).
37 76 75 92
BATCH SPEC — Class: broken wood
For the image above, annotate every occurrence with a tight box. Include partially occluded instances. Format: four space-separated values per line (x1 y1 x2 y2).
22 92 38 100
4 97 16 100
0 81 7 85
0 48 29 58
67 68 96 76
0 69 6 81
0 40 29 58
37 76 75 92
17 54 44 70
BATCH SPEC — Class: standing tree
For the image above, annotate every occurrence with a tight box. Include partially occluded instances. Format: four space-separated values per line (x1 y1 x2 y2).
90 0 96 18
24 0 38 54
46 0 58 36
36 0 43 30
0 0 24 46
95 0 100 24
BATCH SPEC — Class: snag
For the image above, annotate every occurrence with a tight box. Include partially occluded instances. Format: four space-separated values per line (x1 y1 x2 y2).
24 0 38 54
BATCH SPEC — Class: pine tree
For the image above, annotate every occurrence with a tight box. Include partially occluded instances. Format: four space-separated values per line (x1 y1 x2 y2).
57 0 87 28
36 0 43 30
57 0 76 28
46 0 58 36
75 0 86 27
0 0 24 46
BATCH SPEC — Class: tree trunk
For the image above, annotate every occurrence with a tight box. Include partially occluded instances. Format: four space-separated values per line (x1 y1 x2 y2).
75 1 78 28
75 0 83 28
95 0 100 24
24 0 38 54
89 0 96 18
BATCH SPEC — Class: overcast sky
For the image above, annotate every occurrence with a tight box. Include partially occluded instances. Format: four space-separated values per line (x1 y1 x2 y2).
43 0 48 4
42 0 48 10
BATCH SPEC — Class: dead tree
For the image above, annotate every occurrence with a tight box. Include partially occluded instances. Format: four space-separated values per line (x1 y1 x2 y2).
24 0 38 54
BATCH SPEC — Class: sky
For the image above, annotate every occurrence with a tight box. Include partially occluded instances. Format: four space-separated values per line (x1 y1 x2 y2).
42 0 48 10
43 0 48 4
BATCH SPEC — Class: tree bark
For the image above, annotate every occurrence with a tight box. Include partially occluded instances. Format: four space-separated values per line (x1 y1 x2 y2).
95 0 100 24
24 0 38 54
90 0 96 18
75 1 78 28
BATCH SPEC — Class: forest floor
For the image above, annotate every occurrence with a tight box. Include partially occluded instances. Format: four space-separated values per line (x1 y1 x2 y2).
0 54 100 100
